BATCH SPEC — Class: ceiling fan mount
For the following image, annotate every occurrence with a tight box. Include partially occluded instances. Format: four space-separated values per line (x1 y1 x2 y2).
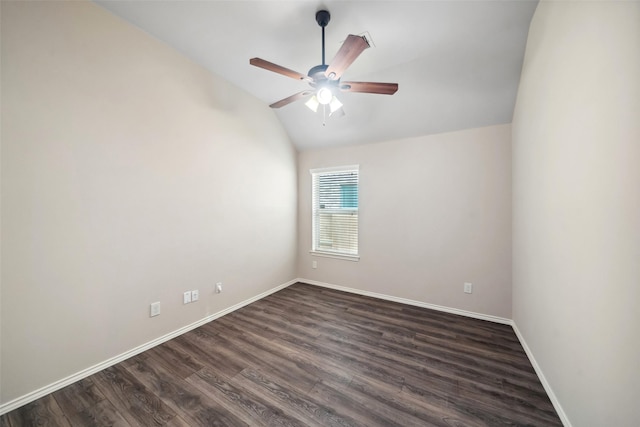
249 9 398 110
315 10 330 28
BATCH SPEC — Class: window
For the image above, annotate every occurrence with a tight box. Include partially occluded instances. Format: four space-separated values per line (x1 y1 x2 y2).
311 166 359 259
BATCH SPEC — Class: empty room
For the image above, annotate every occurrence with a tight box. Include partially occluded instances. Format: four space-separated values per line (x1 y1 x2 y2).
1 1 638 426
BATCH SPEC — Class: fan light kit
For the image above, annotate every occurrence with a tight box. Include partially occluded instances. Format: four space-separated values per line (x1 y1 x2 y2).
250 9 398 123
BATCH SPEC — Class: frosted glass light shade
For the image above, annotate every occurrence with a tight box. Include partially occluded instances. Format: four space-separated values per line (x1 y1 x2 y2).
317 87 333 105
305 96 320 112
329 96 343 113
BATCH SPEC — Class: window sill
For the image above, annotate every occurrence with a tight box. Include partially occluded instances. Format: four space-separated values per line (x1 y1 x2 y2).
310 251 360 262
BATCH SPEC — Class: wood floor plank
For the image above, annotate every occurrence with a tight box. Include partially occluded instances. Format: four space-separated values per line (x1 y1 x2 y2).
312 308 532 393
144 339 204 381
62 399 131 427
0 394 71 427
49 378 133 427
2 282 562 426
51 378 106 415
224 326 355 390
92 365 177 426
233 368 355 427
348 373 488 427
309 380 425 427
124 354 249 427
169 332 246 381
218 332 322 392
186 368 304 427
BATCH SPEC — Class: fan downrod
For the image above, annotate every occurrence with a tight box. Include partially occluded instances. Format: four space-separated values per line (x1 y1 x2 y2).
315 10 330 66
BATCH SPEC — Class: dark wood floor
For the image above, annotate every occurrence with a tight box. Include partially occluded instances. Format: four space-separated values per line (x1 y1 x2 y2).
1 282 562 426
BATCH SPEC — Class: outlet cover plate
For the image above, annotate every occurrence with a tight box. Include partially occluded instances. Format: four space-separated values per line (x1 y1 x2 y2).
150 302 161 317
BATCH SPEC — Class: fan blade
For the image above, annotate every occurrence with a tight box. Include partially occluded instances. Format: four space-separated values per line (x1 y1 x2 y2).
269 90 314 109
250 58 312 82
325 35 370 80
340 81 398 95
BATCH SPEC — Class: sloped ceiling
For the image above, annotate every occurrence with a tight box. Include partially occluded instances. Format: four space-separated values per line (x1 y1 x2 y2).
94 1 538 151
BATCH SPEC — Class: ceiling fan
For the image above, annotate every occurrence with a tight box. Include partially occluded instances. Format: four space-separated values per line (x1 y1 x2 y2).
250 10 398 115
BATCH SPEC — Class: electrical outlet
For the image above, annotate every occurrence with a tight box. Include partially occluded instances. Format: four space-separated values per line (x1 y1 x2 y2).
312 260 317 269
464 282 473 294
150 302 161 317
192 289 199 302
215 282 222 293
183 291 192 304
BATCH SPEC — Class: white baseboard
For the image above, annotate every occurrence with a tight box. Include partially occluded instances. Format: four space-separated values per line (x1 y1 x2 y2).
0 278 298 416
298 278 512 325
511 322 572 427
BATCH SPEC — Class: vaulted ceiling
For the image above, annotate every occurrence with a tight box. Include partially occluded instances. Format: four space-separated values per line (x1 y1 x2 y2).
94 1 538 151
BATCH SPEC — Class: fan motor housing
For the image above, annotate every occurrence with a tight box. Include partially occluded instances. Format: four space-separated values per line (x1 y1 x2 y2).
308 64 328 81
307 64 339 89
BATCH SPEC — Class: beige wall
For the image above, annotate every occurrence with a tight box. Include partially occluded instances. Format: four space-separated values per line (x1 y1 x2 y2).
0 1 297 404
512 1 640 425
298 124 512 319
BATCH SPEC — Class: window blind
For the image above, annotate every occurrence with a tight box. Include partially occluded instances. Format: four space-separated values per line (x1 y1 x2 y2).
311 166 359 257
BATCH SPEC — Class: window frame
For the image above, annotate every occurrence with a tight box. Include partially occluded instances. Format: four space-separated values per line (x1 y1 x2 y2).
310 165 360 261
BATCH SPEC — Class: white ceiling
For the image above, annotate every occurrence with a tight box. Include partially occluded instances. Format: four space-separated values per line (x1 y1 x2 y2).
94 0 538 151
